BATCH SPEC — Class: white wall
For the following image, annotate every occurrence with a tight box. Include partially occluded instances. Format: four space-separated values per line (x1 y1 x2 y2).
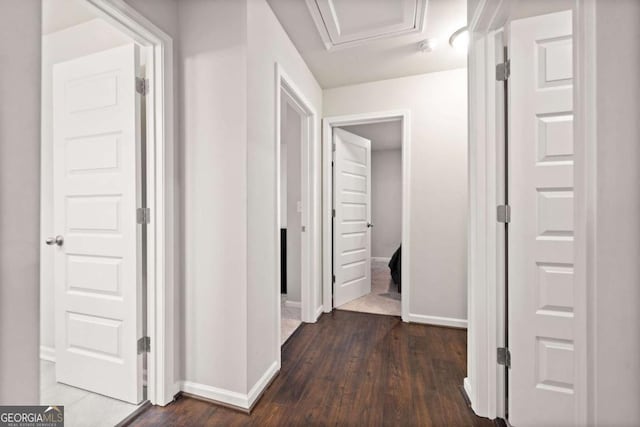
127 0 322 406
591 0 640 423
371 149 402 259
246 0 322 392
40 18 133 354
0 0 41 405
178 0 249 396
284 102 302 303
324 69 468 324
169 0 322 404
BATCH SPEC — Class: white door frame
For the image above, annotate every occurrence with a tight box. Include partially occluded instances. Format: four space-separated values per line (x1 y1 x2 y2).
466 0 592 422
275 64 320 359
322 110 411 321
79 0 175 406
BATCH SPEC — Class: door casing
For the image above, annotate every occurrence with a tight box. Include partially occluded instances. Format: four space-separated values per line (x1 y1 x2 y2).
40 0 176 406
322 110 411 320
275 64 320 368
466 0 591 423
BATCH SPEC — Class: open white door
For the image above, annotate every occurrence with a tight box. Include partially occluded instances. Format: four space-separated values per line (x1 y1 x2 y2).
509 11 576 426
333 128 372 307
51 44 143 404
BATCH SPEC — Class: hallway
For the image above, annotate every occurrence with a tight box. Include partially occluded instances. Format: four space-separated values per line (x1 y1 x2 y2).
130 311 493 426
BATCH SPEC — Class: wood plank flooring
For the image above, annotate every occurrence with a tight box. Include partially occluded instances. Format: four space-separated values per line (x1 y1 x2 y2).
130 310 495 426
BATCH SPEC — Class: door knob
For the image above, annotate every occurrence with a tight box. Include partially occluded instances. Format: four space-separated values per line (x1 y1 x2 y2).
367 222 374 228
45 235 64 246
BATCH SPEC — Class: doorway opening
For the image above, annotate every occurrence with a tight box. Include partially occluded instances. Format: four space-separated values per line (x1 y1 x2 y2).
40 2 145 422
275 65 318 348
333 121 403 316
278 89 305 343
39 0 174 423
322 111 411 320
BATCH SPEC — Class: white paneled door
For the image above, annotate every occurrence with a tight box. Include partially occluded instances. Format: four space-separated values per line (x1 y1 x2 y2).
52 44 143 404
333 128 372 307
509 11 576 426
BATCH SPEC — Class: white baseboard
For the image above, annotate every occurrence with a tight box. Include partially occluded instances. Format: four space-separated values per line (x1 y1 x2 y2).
161 381 182 406
406 313 468 329
247 361 279 409
181 381 249 409
371 257 391 263
314 305 323 321
180 361 279 411
284 300 301 308
463 377 474 407
40 346 56 363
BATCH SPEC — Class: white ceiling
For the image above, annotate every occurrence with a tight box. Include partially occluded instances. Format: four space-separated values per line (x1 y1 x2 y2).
340 121 402 151
267 0 467 88
42 0 96 35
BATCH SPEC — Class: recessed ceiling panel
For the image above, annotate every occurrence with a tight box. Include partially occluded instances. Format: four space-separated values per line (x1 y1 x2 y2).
307 0 427 50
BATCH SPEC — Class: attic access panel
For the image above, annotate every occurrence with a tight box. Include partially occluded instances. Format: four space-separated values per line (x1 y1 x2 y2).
306 0 428 50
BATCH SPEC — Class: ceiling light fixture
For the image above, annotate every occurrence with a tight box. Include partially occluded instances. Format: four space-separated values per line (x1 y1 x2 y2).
418 38 438 53
449 26 469 52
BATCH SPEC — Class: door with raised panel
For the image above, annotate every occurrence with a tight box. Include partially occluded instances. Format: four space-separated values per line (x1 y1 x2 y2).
52 43 143 403
333 128 372 307
508 10 576 426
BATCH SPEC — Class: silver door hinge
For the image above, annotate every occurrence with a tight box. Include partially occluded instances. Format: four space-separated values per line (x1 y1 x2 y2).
497 347 511 368
137 207 151 224
497 205 511 223
138 336 151 354
332 208 336 218
332 142 336 152
301 225 306 232
136 77 149 95
496 60 510 81
332 274 336 283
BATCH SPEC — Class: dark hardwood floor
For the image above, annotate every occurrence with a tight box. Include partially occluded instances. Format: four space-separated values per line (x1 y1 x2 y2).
131 310 495 426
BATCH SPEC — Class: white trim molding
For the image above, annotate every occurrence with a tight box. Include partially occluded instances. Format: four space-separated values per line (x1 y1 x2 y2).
246 361 279 410
39 346 56 363
180 361 279 412
463 377 474 408
275 63 321 374
322 110 411 322
406 313 468 329
284 300 301 309
82 0 176 406
371 257 391 263
573 0 596 424
181 382 251 411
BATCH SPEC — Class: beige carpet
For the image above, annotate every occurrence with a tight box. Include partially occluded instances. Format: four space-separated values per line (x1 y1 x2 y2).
336 259 401 316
